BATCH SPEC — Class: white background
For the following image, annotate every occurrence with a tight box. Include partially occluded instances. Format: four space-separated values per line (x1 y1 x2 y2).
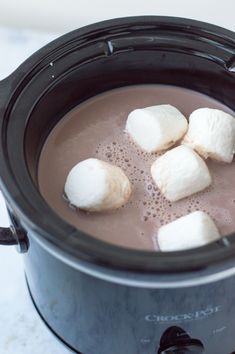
0 0 235 33
0 2 235 353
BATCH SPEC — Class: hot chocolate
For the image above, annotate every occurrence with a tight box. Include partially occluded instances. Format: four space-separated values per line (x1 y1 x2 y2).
38 85 235 250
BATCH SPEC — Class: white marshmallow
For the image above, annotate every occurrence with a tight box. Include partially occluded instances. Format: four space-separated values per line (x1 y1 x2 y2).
125 104 188 153
183 108 235 163
157 211 220 251
151 146 211 202
64 158 132 211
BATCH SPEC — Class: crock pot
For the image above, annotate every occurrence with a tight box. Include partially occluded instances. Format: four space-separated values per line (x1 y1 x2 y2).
1 16 235 354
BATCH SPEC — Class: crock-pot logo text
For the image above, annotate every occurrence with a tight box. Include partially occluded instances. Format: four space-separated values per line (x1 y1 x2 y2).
145 305 222 324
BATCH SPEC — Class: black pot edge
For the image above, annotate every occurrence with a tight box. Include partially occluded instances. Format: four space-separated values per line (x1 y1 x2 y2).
1 16 235 283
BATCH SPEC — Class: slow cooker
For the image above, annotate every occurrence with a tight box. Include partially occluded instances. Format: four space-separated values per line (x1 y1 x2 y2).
1 16 235 354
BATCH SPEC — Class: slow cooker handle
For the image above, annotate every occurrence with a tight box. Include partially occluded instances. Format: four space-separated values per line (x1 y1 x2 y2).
0 227 18 245
0 224 28 253
0 225 29 253
0 192 28 253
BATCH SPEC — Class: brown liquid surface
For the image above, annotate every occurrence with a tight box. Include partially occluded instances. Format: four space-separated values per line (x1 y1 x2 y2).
38 85 235 250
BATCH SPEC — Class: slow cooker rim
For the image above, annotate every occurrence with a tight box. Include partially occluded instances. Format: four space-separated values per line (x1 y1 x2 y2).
1 16 235 279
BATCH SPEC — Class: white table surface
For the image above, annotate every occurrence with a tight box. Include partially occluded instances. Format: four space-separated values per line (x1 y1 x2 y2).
1 12 235 353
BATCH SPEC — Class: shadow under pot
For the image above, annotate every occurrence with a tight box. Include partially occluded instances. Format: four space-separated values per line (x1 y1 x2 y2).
1 16 235 354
